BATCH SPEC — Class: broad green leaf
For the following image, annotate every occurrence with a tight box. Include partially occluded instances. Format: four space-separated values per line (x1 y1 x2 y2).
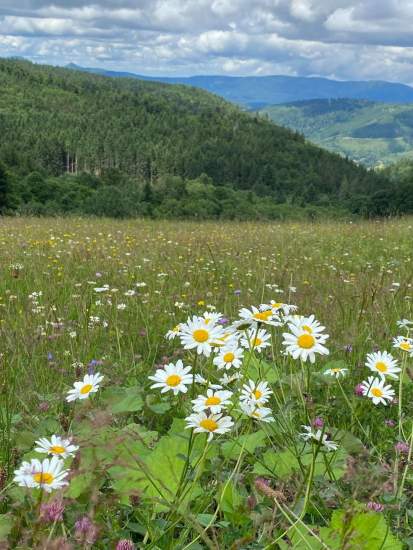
221 430 266 460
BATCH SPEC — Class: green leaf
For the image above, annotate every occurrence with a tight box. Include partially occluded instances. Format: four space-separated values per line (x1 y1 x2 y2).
221 430 266 460
0 515 12 541
104 386 144 414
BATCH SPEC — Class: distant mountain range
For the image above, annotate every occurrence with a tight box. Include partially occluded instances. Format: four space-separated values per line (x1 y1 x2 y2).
66 64 413 109
261 99 413 167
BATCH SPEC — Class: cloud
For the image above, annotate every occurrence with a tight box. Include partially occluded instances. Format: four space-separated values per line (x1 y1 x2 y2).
0 0 413 84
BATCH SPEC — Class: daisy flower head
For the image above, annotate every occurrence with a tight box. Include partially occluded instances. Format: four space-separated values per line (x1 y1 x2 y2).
287 315 328 342
324 367 348 378
282 325 329 363
240 380 272 405
240 401 274 423
262 301 298 317
360 376 395 405
239 305 281 327
397 319 413 331
240 327 271 352
165 324 181 340
179 316 224 356
393 336 413 354
219 371 243 385
299 426 338 451
148 360 192 395
194 374 222 390
213 346 244 370
212 331 239 350
66 372 104 402
185 412 234 441
35 435 78 458
192 388 233 414
14 456 69 492
365 351 400 380
203 311 223 325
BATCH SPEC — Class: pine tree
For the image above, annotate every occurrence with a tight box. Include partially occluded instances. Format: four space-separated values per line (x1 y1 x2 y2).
0 163 12 213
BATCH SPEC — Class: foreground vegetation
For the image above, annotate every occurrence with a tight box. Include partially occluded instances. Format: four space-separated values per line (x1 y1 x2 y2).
1 216 412 549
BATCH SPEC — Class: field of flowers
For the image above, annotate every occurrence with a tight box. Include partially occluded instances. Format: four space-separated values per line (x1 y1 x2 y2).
1 216 413 549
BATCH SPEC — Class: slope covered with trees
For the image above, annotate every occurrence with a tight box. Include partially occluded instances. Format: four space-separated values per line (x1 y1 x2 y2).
0 59 393 218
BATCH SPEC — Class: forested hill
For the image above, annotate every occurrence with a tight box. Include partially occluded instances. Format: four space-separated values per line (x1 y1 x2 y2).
0 59 391 218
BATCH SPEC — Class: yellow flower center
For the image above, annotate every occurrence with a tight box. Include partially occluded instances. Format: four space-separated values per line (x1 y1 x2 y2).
49 445 66 454
166 374 182 387
253 389 263 399
173 325 180 333
297 334 315 349
253 310 272 322
33 472 54 485
302 325 313 333
205 396 221 406
252 337 262 347
375 362 388 373
272 303 283 309
371 388 383 398
223 352 235 363
400 342 411 351
193 329 209 343
199 418 218 432
331 368 341 373
80 384 93 394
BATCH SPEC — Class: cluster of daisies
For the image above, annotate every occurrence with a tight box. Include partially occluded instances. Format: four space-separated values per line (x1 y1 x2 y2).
150 302 331 441
13 373 104 492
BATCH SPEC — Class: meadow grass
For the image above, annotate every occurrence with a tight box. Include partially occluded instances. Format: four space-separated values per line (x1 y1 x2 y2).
1 216 413 549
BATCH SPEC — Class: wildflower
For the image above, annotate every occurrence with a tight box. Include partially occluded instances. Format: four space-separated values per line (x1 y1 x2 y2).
240 327 271 352
148 360 192 395
392 336 413 354
287 315 328 342
35 435 78 458
300 425 338 451
367 502 384 512
116 541 135 550
194 374 222 389
40 498 65 522
385 419 396 427
360 376 395 405
213 346 243 370
240 401 275 423
192 389 233 414
185 412 234 441
397 319 413 330
66 373 104 402
395 441 410 454
14 456 69 492
365 351 400 380
238 306 280 327
240 380 272 405
219 371 243 385
165 324 181 340
74 516 99 545
354 383 364 396
282 325 329 363
312 417 324 429
203 311 223 324
262 301 297 316
324 367 348 378
179 316 224 356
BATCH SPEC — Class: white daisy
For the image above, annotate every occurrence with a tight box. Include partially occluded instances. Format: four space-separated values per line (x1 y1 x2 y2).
14 456 69 492
240 328 271 352
365 351 400 380
299 426 338 451
34 435 78 458
392 336 413 354
185 412 234 441
397 319 413 330
287 315 328 342
192 389 233 414
148 360 193 395
240 401 274 423
238 306 280 327
360 376 395 405
261 301 297 317
324 367 348 378
213 346 244 370
282 326 329 363
194 374 222 390
212 331 240 350
179 316 224 356
240 380 272 405
165 324 181 340
66 372 104 402
203 311 223 324
219 372 243 385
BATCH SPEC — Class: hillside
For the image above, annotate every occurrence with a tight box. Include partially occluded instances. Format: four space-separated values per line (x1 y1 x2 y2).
67 64 413 109
261 99 413 167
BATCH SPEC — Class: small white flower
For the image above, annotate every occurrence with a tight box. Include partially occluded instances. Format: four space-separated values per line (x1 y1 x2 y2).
282 324 329 363
219 372 243 385
240 401 274 423
392 336 413 354
66 373 104 402
14 456 69 492
300 425 338 451
397 319 413 330
213 346 244 370
240 328 271 352
194 374 222 389
240 380 272 405
185 412 234 441
192 389 233 414
360 376 395 405
365 351 400 380
148 360 193 395
238 305 281 326
165 324 182 340
324 367 348 378
34 435 78 458
179 316 224 357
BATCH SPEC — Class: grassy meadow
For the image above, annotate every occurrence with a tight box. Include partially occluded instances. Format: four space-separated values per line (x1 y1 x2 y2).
1 216 413 549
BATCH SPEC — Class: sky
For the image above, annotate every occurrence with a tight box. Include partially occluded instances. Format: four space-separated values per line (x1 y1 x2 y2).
0 0 412 83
